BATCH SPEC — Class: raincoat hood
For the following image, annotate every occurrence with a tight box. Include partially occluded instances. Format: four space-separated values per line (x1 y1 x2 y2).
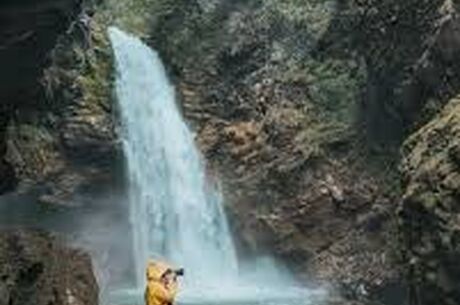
146 260 172 282
145 260 179 305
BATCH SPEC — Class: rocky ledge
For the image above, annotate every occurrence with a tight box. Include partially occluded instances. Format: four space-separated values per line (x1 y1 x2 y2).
0 230 98 305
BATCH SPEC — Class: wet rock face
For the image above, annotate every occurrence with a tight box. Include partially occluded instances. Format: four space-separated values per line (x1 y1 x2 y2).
0 0 81 106
148 0 401 301
0 230 98 305
400 95 460 305
0 0 121 205
320 0 460 140
0 0 84 200
147 1 459 304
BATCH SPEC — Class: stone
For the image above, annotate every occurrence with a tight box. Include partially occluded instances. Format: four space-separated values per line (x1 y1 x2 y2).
0 230 98 305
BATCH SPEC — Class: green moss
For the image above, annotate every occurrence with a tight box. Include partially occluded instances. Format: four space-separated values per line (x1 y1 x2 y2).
49 0 181 114
265 0 336 39
95 0 152 36
295 120 353 159
140 0 390 188
281 56 365 124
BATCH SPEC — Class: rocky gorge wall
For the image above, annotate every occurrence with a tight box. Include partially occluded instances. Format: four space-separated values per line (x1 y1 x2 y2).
1 0 460 305
0 0 125 302
400 94 460 305
145 0 460 304
147 0 400 303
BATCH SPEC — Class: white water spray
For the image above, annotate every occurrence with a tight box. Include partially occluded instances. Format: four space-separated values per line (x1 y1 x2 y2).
109 27 238 288
109 27 324 305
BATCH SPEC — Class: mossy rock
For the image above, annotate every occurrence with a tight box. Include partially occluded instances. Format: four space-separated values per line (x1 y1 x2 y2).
400 94 460 305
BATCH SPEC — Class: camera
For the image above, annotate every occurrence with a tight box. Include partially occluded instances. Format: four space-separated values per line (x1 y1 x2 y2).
174 268 185 276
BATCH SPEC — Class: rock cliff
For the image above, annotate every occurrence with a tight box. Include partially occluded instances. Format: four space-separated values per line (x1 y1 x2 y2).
1 0 460 305
146 0 460 304
0 0 120 206
400 94 460 305
146 0 401 303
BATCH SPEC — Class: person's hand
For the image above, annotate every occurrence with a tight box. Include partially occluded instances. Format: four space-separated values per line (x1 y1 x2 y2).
163 272 176 289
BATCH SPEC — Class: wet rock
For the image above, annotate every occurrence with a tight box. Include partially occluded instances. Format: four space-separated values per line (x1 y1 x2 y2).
148 0 401 303
0 230 98 305
319 0 460 140
0 1 121 205
0 0 82 197
0 0 81 103
0 0 118 203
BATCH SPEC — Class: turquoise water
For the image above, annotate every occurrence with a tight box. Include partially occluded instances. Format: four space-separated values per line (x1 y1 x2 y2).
108 283 327 305
108 286 326 305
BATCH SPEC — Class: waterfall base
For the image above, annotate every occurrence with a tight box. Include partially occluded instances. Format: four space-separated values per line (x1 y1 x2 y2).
109 285 326 305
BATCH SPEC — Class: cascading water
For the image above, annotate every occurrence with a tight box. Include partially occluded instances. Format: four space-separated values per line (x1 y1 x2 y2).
109 27 324 305
109 27 238 288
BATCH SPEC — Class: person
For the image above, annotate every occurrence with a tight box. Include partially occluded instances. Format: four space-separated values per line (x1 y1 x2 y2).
145 260 179 305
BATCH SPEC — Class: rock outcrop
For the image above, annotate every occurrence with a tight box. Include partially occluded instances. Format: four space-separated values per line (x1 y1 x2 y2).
0 0 121 206
0 230 98 305
0 0 81 103
400 95 460 305
0 1 125 298
0 0 83 195
320 0 460 139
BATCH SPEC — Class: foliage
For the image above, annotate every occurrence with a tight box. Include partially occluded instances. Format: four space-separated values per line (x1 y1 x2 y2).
51 0 180 116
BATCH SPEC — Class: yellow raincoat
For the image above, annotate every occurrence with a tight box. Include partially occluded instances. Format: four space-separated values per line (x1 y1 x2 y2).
145 261 178 305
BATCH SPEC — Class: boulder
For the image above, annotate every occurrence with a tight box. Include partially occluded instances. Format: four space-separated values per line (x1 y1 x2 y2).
0 230 98 305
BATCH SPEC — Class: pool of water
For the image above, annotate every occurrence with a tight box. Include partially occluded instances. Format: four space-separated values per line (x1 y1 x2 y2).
108 285 327 305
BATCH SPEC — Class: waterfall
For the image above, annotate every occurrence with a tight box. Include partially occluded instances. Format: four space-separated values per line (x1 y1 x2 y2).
108 27 238 288
108 27 323 305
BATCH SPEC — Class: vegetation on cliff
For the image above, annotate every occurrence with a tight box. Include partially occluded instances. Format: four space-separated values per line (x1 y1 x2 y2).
142 2 404 304
4 0 163 204
400 95 460 305
1 0 460 305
